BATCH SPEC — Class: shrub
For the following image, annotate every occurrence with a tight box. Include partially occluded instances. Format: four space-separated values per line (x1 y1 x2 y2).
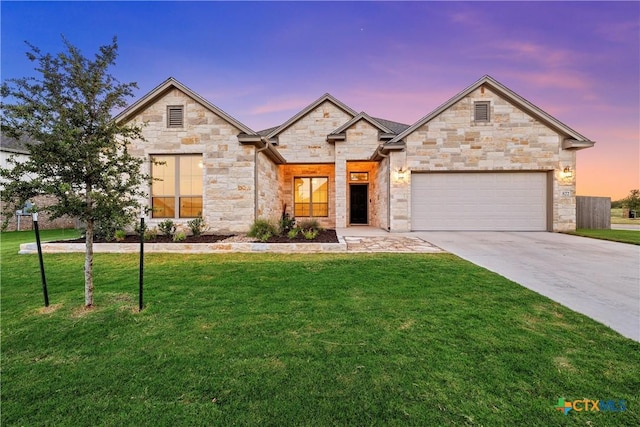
297 218 322 232
187 216 207 237
172 230 187 242
248 219 278 242
158 219 176 237
302 228 319 240
287 227 300 239
144 227 158 241
94 216 131 241
114 229 126 242
278 212 296 235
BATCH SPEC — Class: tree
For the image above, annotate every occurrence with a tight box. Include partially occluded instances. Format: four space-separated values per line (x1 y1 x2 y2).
624 189 640 212
1 37 147 307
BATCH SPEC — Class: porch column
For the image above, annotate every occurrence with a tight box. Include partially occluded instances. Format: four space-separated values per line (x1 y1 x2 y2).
334 157 347 228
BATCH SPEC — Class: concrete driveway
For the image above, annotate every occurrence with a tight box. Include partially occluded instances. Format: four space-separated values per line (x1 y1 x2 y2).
413 231 640 342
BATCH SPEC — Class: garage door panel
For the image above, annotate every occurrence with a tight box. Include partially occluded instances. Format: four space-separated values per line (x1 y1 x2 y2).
411 172 547 231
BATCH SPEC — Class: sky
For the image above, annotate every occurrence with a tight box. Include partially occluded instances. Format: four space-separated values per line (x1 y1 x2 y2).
1 1 639 200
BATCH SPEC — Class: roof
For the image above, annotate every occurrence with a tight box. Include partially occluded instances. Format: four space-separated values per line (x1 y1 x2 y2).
390 75 595 147
371 117 410 135
114 77 257 135
264 93 358 139
0 132 35 154
328 112 394 136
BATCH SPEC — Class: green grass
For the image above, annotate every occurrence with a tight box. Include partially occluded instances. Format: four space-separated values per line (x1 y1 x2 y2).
569 228 640 245
611 208 640 225
2 230 639 426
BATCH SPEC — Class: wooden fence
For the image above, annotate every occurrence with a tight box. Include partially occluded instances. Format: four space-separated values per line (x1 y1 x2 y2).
576 196 611 229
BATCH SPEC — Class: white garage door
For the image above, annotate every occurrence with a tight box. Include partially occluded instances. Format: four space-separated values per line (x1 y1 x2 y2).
411 172 548 231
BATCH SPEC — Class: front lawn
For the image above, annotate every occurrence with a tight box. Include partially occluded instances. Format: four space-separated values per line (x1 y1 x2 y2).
2 230 639 425
570 228 640 245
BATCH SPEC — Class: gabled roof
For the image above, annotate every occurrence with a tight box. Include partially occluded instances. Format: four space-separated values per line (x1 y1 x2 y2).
390 75 595 147
328 112 394 136
265 93 358 139
114 77 257 135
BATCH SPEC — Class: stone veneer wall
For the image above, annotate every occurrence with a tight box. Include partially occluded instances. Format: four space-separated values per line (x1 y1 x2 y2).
256 150 281 222
374 157 389 230
126 88 256 233
280 164 336 229
275 101 353 163
391 86 576 232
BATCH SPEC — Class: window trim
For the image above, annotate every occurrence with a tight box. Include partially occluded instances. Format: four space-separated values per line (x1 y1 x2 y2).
474 101 491 123
293 176 329 218
151 154 203 219
167 105 184 128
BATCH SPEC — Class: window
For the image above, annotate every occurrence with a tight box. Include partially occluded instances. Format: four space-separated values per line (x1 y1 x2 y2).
474 101 490 122
151 155 203 218
167 105 184 128
294 177 328 217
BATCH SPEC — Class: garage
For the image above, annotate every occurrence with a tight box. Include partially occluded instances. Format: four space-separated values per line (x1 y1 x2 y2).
411 172 548 231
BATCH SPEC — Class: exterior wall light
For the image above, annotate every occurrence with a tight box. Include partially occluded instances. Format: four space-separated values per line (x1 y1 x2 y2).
562 167 573 178
395 167 408 182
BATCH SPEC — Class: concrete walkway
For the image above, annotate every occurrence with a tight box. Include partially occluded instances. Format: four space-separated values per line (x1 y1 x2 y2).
414 231 640 342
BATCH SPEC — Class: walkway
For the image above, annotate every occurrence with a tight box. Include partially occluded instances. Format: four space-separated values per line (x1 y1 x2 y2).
337 227 442 253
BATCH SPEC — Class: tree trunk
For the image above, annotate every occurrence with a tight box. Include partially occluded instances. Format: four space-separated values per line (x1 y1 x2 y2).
84 218 94 307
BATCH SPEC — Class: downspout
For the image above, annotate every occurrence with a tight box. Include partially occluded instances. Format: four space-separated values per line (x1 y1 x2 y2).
254 142 269 221
374 146 391 231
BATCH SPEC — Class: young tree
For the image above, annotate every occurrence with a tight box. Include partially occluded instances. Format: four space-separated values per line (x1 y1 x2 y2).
1 37 147 307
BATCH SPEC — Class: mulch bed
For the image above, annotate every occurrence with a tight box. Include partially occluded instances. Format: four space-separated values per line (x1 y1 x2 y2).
262 229 338 244
55 229 339 244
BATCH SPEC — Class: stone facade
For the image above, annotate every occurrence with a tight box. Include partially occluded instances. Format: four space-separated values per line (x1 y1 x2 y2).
275 101 353 163
114 76 592 234
126 88 256 233
392 86 577 232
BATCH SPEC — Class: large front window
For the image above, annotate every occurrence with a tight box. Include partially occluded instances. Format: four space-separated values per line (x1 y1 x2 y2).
294 177 328 217
151 155 203 218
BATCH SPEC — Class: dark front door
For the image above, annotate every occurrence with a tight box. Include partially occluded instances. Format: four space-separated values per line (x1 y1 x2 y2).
350 184 368 224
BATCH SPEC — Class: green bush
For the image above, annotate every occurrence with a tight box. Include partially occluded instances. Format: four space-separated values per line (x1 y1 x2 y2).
144 227 158 241
248 219 278 242
187 216 207 236
278 213 296 235
287 228 300 239
302 228 319 240
172 230 187 242
158 219 176 237
114 229 126 242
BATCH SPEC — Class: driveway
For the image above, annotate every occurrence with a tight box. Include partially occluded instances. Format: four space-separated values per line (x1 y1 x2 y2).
413 231 640 342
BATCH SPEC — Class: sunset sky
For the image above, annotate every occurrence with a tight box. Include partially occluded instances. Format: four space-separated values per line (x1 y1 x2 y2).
2 1 638 200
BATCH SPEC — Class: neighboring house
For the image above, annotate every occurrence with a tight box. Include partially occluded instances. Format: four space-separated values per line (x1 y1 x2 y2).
115 75 594 233
0 133 77 231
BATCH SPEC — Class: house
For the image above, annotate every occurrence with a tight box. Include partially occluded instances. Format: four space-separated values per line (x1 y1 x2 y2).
115 75 594 233
0 133 77 231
